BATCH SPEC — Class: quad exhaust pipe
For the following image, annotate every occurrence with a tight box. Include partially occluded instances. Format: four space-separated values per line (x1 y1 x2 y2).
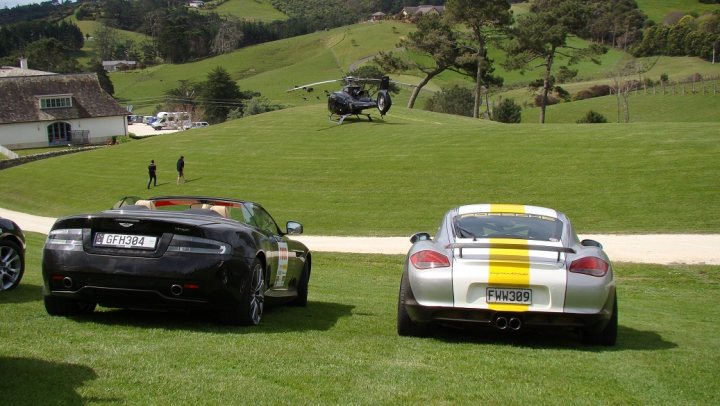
62 277 73 289
494 315 522 331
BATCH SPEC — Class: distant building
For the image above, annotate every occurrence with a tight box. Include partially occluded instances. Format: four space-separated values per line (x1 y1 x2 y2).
0 73 129 149
188 1 205 8
102 60 138 72
398 5 445 20
370 12 387 21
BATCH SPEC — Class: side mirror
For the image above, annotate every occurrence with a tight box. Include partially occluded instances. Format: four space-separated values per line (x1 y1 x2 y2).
581 239 603 249
286 221 303 235
410 232 431 244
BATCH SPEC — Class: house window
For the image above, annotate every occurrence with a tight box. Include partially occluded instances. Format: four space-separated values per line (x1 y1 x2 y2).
47 122 72 144
39 96 73 109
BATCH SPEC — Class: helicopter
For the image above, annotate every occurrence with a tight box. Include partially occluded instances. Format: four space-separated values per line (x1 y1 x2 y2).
288 76 394 124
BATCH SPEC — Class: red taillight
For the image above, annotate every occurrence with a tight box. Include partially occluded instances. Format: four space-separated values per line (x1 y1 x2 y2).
569 257 609 277
183 283 200 290
410 250 450 269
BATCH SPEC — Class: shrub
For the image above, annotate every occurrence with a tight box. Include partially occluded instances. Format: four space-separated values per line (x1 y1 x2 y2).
576 110 608 124
534 93 560 107
424 86 474 117
491 98 522 123
573 85 611 101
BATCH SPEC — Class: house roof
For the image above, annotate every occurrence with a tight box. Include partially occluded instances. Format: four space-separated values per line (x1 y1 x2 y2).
0 73 129 125
0 66 55 77
400 5 445 16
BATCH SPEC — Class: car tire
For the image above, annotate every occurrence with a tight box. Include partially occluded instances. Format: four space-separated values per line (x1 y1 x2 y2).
289 260 310 307
397 272 430 337
0 240 24 291
582 295 618 346
44 295 96 316
229 258 265 326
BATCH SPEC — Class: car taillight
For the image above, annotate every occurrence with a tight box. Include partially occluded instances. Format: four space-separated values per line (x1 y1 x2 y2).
569 257 609 277
410 250 450 269
45 228 84 251
167 235 231 255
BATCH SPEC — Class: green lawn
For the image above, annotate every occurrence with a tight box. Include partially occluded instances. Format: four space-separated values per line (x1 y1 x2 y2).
0 107 718 235
211 0 288 21
520 92 720 123
1 233 718 404
635 0 719 23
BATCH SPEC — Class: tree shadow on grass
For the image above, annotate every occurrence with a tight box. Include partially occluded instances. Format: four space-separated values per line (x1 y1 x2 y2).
430 325 677 352
0 283 42 305
70 300 354 334
0 357 113 405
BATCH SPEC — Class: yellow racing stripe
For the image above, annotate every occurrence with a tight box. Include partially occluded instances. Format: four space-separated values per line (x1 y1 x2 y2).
488 204 530 311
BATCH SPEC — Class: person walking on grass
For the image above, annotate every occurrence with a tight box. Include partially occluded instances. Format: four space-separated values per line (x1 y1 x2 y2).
147 160 157 189
176 155 185 184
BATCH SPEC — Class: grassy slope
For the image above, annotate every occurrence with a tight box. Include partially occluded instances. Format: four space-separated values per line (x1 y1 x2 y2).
636 0 719 23
0 107 718 235
212 0 288 21
1 233 719 404
521 92 720 123
111 22 416 113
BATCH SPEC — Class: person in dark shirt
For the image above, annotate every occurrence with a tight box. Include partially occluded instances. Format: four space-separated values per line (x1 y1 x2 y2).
176 155 185 184
147 160 157 189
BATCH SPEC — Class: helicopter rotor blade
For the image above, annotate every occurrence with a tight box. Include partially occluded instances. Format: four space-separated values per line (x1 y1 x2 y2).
287 79 343 92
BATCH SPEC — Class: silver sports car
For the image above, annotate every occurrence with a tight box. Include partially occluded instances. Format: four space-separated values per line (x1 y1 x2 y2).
397 204 617 345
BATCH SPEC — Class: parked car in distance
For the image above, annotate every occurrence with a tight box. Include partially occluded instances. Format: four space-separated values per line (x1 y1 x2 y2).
1 217 26 291
397 204 617 345
42 196 311 325
184 122 209 130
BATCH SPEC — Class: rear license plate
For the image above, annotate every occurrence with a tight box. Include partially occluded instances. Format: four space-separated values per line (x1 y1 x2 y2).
94 233 157 249
486 287 532 304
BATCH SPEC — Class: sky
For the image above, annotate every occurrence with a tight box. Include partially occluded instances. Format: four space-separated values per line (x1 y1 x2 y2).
1 0 49 8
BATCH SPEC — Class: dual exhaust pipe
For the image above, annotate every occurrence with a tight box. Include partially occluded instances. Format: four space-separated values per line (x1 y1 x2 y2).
58 277 187 297
494 315 522 331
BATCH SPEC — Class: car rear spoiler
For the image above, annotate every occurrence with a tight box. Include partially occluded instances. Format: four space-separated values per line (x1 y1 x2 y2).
447 242 576 261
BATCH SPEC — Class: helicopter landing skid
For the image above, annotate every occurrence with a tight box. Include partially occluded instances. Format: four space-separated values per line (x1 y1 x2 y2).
330 113 373 125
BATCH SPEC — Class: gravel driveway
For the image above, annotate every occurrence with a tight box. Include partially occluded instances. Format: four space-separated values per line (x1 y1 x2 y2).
2 207 717 265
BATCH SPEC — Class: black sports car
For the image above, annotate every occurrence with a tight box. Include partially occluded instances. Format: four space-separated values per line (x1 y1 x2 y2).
1 217 26 291
42 196 311 325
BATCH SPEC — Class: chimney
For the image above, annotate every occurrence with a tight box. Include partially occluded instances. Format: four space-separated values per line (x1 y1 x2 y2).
19 57 28 70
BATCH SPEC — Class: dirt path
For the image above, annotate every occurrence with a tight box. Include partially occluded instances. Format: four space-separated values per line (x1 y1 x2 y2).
2 207 718 265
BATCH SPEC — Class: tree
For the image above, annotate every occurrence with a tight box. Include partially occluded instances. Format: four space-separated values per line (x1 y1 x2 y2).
445 0 513 118
503 0 605 123
375 14 471 109
89 60 114 96
200 67 243 124
23 37 80 73
212 19 243 55
424 85 474 117
610 58 652 123
577 110 608 123
94 25 121 61
491 98 522 123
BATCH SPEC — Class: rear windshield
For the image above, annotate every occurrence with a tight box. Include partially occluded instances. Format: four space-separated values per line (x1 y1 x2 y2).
454 213 563 242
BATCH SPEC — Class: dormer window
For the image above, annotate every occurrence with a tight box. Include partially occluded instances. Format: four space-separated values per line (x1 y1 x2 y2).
39 95 72 109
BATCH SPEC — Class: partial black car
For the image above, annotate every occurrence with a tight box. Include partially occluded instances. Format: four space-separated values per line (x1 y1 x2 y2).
0 217 26 291
42 196 311 325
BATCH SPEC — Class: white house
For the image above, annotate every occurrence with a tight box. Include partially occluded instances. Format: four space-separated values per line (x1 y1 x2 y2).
0 73 129 149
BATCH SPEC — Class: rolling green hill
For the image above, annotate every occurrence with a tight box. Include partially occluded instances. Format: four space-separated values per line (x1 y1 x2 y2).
0 106 717 235
211 0 288 21
635 0 719 23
